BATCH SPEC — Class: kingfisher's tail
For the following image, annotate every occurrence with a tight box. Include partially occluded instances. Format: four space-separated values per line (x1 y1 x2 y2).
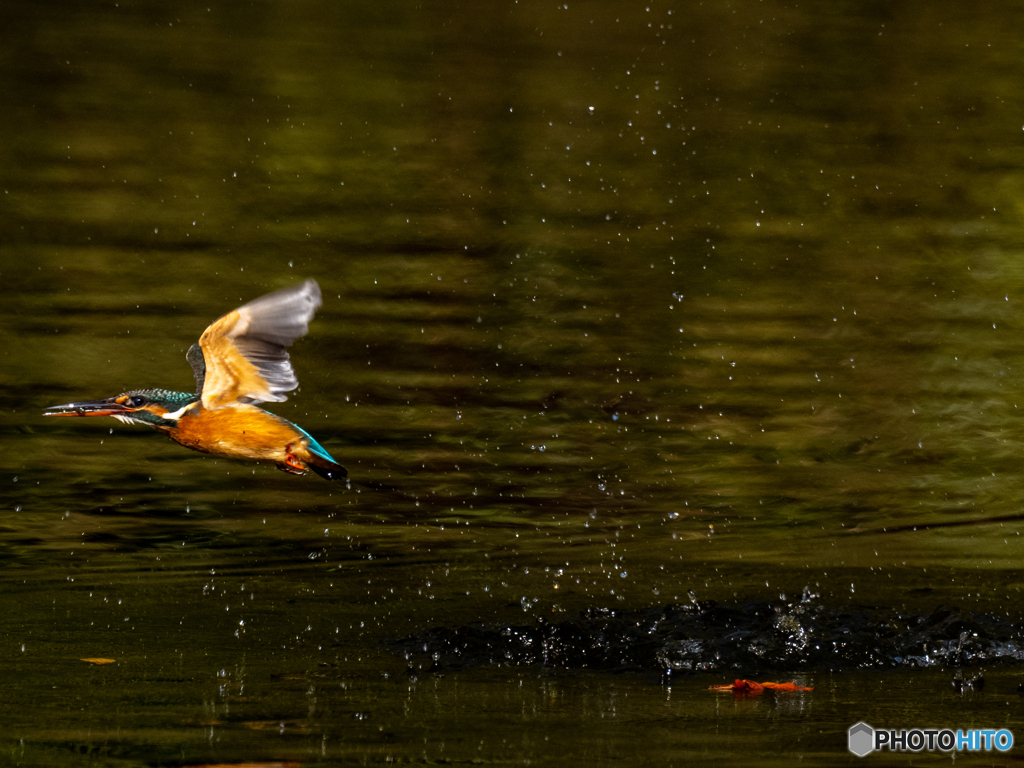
308 455 347 480
294 427 347 480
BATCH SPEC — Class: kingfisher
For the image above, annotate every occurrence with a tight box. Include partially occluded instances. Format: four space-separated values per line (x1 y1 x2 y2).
44 279 347 480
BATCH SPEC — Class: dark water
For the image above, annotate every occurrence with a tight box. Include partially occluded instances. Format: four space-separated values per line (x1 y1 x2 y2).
4 0 1024 765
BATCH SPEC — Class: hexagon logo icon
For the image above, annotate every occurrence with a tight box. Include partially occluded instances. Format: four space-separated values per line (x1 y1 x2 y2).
849 722 874 757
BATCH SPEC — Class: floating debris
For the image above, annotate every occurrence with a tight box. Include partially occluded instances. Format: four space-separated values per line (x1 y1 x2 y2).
709 679 813 693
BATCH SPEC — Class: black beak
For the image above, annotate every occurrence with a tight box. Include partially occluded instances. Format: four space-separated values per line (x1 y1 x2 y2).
43 398 131 418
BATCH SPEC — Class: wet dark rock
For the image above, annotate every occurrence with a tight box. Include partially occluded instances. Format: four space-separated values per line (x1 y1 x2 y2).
389 597 1024 675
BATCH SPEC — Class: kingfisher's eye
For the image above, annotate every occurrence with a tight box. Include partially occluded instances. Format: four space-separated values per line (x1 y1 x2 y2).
129 396 147 408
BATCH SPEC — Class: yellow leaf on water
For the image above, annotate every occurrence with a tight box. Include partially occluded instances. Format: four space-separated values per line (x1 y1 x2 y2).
80 658 116 665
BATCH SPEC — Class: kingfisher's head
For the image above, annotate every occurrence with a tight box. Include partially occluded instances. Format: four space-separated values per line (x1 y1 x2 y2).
43 388 200 429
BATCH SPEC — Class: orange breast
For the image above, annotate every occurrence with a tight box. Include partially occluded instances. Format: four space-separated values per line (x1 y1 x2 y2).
168 403 306 463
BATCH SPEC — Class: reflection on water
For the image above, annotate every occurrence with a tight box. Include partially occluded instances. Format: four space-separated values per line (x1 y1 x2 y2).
4 0 1024 764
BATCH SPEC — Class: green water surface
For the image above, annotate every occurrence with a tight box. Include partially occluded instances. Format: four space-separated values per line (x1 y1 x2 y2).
3 0 1024 765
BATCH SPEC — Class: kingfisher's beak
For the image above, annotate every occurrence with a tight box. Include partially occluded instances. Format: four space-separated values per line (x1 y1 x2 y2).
43 398 131 418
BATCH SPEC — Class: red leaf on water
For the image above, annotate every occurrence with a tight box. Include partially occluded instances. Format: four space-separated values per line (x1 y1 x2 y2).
761 681 813 691
709 679 812 693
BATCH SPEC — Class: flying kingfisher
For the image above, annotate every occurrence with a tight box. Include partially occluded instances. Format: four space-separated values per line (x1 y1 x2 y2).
44 279 347 480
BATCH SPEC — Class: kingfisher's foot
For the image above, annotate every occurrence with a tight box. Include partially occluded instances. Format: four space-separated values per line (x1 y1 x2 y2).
281 443 308 474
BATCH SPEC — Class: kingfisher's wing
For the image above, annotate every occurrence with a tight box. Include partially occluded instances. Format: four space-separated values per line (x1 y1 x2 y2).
193 279 323 409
